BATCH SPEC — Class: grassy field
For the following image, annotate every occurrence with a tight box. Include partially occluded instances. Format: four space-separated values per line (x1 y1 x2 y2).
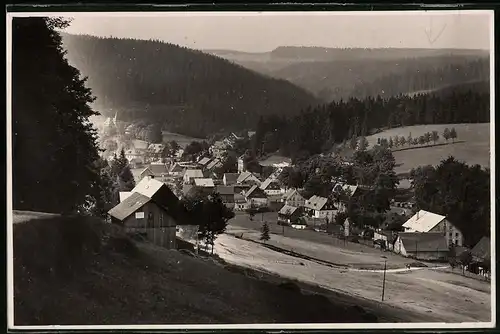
365 123 490 174
162 131 205 149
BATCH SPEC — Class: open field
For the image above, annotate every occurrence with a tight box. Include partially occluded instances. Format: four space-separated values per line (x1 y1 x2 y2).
215 233 491 323
365 123 490 174
162 131 205 148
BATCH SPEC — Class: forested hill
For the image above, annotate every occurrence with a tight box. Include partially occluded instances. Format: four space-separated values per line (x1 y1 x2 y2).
61 34 320 138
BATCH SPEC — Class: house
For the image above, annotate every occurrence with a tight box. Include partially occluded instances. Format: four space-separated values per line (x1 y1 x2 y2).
260 177 282 196
393 232 449 261
124 148 145 165
148 143 165 160
244 185 268 208
301 216 328 230
237 155 245 173
258 155 292 169
209 140 231 158
169 163 186 177
468 236 491 277
108 178 180 249
237 171 261 186
278 205 302 224
304 195 338 220
183 169 205 184
215 185 235 209
197 156 212 168
247 131 256 138
194 178 215 188
223 173 239 186
206 158 222 171
234 193 248 211
332 183 360 212
373 230 396 250
140 163 170 181
402 210 463 247
282 189 305 208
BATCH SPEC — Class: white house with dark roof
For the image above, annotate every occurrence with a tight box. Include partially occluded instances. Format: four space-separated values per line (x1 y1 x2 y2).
402 210 463 247
140 163 170 181
237 171 261 186
244 185 268 208
282 189 306 208
393 232 449 260
304 195 338 220
206 158 222 171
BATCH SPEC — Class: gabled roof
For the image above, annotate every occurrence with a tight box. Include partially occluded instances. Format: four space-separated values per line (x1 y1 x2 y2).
402 210 446 233
304 195 332 211
132 177 166 199
279 205 299 215
215 185 235 195
237 171 261 184
170 163 185 173
260 177 281 190
283 189 304 201
198 157 212 166
332 183 359 198
471 236 490 261
206 158 222 170
119 191 133 202
245 185 267 199
194 178 215 187
142 163 169 176
223 173 239 185
398 232 449 252
184 169 204 179
108 192 151 221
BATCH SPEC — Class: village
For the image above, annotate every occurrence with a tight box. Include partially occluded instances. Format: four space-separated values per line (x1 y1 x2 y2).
100 114 491 279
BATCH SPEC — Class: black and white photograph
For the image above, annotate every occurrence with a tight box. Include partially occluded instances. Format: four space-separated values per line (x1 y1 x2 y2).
7 8 495 330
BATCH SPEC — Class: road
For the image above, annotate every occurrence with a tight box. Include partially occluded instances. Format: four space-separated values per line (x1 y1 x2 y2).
214 231 491 323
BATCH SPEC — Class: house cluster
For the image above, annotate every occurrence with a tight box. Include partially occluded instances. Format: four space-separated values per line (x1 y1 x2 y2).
209 133 243 159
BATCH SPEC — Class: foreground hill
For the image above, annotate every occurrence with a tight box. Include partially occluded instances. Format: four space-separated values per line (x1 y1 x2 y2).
365 123 490 174
207 47 490 101
61 34 320 138
14 212 400 325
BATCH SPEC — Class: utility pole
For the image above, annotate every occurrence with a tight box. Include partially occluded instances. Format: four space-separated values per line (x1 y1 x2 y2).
381 259 387 301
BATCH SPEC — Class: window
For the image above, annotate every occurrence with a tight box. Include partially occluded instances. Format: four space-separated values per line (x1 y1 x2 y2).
449 232 453 238
455 232 459 238
147 212 154 228
135 212 145 219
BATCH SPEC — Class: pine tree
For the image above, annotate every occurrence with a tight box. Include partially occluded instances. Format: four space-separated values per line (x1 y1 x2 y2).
407 133 413 147
388 137 394 149
443 128 451 142
399 136 406 147
12 17 101 213
393 135 400 147
450 127 458 143
260 222 270 242
431 130 439 145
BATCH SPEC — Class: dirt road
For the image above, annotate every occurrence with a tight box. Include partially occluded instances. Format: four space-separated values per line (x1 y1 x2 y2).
214 231 491 323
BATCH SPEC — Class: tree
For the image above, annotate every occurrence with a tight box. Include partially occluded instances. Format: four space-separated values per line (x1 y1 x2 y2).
407 133 413 147
12 17 101 214
88 158 118 217
145 124 162 143
424 132 432 145
418 135 425 145
260 222 270 242
458 250 473 275
388 137 394 149
349 136 358 150
443 127 451 142
431 130 439 145
111 148 135 191
450 127 458 143
379 138 389 148
358 136 369 151
393 135 400 148
399 136 406 147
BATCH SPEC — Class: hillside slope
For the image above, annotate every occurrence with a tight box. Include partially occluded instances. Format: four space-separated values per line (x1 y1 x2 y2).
207 47 489 101
61 34 320 138
13 213 392 325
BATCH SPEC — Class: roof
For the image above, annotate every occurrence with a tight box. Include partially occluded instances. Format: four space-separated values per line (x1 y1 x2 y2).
184 169 204 179
402 210 446 233
237 171 260 184
304 195 331 211
132 177 166 199
206 159 222 170
283 188 303 201
170 163 185 173
132 139 149 150
215 185 235 195
259 155 292 167
194 178 215 187
223 173 239 185
142 163 169 176
332 183 359 198
279 205 299 215
245 185 267 199
260 177 281 190
471 236 490 261
198 157 211 166
398 232 449 252
234 193 246 203
108 192 151 221
119 192 133 202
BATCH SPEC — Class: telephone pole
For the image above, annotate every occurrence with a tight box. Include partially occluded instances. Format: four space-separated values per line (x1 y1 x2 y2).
381 259 387 301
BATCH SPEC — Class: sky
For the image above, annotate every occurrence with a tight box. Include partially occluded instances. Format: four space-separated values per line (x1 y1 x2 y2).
59 11 492 52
